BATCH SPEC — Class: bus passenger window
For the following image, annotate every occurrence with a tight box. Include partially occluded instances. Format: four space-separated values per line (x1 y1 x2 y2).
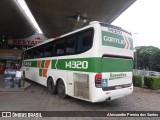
55 39 65 56
66 35 76 55
57 49 64 55
37 47 44 58
25 50 32 59
32 49 37 58
45 44 52 57
77 28 93 53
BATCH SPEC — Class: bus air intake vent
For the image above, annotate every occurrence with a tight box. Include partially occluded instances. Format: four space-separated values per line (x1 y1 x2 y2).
74 73 90 100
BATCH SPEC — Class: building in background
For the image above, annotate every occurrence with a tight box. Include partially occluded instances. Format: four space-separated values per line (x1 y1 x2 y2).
0 33 47 70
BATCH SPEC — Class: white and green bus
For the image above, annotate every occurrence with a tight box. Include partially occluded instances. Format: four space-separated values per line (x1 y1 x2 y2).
21 22 133 103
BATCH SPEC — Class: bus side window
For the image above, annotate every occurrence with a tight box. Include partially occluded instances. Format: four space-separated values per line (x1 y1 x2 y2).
77 28 94 53
53 44 56 56
45 43 52 57
40 48 44 58
25 50 32 59
57 49 64 55
32 49 37 58
66 35 76 55
37 46 44 58
55 39 65 56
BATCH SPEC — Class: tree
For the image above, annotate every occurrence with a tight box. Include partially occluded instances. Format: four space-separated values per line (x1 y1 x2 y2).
134 46 159 70
150 49 160 72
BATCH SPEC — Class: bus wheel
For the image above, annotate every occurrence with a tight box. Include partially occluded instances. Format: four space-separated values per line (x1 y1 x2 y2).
47 77 57 94
57 80 67 98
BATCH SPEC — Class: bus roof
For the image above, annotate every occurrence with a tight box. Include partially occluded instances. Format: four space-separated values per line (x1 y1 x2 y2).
24 22 131 51
100 23 132 35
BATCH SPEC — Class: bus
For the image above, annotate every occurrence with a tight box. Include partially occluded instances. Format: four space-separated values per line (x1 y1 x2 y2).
21 22 133 103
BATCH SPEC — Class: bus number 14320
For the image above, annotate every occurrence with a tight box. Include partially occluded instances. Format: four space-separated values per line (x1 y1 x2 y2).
65 61 88 69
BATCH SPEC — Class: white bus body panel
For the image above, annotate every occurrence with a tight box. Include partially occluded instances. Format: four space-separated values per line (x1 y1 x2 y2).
22 23 133 103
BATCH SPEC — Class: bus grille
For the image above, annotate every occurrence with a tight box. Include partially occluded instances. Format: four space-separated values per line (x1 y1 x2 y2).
74 73 90 100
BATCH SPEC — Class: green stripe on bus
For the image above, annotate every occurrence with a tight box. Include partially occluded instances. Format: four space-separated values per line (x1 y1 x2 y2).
51 60 57 69
25 57 133 72
39 69 42 76
24 61 37 67
51 58 101 72
41 60 45 68
102 58 133 72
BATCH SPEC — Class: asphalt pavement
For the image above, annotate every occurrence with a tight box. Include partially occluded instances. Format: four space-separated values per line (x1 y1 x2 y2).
0 74 160 120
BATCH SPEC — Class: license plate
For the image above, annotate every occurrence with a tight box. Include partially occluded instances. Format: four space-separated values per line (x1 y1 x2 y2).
116 86 122 89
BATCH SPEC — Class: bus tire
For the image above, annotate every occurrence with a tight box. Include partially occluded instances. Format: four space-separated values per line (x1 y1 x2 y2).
47 77 57 94
57 80 67 99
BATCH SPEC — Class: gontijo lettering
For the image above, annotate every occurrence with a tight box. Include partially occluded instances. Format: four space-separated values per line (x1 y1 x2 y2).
103 36 125 45
24 61 31 66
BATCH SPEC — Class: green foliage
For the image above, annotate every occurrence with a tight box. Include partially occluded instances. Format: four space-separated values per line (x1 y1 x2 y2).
134 46 159 71
150 49 160 71
133 75 142 87
144 76 160 90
